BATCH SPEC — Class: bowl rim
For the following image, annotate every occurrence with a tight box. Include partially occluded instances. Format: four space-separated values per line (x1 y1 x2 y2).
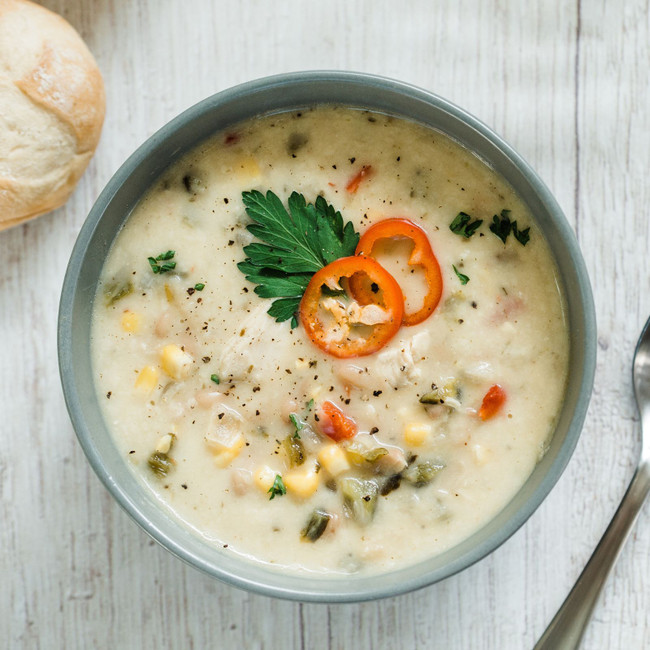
58 69 597 602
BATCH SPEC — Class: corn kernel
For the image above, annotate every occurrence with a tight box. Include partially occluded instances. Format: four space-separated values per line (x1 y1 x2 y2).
254 465 277 493
208 430 244 453
403 422 432 446
213 434 245 468
121 310 141 333
161 344 194 380
284 464 319 498
134 365 158 393
318 444 350 477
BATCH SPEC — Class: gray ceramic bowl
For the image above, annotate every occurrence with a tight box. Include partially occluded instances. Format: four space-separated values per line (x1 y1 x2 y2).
58 71 596 602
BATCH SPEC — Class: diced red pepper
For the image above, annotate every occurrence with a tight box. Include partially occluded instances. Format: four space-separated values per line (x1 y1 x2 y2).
479 384 506 420
317 401 358 441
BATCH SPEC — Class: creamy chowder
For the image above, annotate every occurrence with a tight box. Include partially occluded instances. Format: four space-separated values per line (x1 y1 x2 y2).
92 106 569 575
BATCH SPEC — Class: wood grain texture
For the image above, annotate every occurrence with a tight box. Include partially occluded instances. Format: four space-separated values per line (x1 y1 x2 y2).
1 0 648 648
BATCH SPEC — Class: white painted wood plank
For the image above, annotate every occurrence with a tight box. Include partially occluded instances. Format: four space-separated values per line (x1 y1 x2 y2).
1 0 648 648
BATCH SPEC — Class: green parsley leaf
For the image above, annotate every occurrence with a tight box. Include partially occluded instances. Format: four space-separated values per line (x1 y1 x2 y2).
210 374 220 385
148 250 177 274
289 413 305 439
512 222 530 246
194 283 205 291
268 474 287 500
156 250 176 261
306 398 315 411
450 212 483 238
452 265 470 285
489 210 531 246
489 210 513 243
238 190 360 325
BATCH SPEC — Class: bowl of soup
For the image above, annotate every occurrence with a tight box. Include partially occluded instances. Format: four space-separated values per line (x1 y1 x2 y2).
58 71 596 601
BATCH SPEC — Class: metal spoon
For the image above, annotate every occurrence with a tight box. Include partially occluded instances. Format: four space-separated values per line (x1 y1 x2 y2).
535 316 650 649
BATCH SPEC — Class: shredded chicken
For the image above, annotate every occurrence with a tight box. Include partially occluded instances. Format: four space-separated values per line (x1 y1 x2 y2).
377 330 431 388
217 303 292 382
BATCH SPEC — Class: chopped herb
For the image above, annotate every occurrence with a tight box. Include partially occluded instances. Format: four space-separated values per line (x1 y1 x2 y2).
306 398 315 410
289 413 305 438
449 212 483 238
489 210 513 244
452 264 470 285
238 190 360 326
489 210 530 246
194 283 205 291
320 284 347 297
148 250 177 274
512 222 530 246
210 374 220 385
268 474 287 500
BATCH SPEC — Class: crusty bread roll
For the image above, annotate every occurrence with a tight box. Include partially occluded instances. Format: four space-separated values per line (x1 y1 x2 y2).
0 0 105 230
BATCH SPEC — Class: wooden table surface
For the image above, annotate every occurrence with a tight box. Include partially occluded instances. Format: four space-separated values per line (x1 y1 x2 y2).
2 1 649 648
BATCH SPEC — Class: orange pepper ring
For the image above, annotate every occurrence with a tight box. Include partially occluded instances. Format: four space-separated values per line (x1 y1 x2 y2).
352 218 443 326
299 255 404 358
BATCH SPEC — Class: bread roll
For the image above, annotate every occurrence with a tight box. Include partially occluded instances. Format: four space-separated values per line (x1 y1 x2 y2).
0 0 105 230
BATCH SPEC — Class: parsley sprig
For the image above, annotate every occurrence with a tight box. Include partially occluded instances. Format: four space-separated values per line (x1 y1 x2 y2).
238 190 360 327
148 250 176 274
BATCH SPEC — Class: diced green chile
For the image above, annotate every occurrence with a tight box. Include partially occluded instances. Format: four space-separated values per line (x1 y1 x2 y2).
283 435 305 466
361 447 388 463
380 473 402 496
339 477 379 526
103 277 133 306
419 390 443 405
148 452 173 477
402 460 444 487
343 440 388 464
419 379 461 405
301 508 331 542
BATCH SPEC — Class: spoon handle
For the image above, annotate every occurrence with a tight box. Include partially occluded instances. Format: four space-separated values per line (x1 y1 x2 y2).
534 461 650 650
